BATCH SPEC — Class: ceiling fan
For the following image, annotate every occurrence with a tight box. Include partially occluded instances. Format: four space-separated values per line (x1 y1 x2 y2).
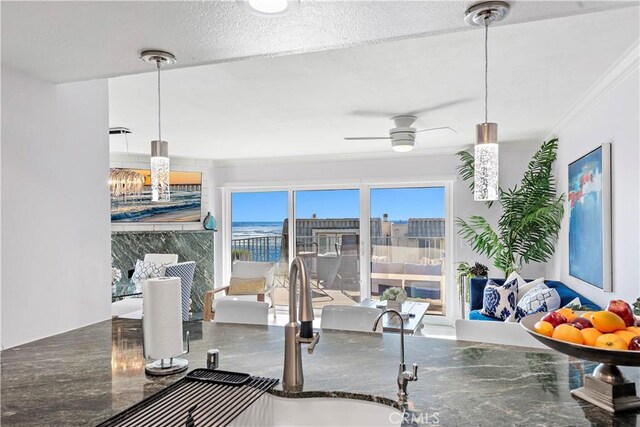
344 115 457 153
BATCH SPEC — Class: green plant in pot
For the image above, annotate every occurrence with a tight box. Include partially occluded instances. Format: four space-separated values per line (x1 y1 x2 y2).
456 139 564 278
381 287 407 311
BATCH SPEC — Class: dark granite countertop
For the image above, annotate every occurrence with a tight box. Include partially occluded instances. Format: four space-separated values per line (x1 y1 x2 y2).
2 319 639 426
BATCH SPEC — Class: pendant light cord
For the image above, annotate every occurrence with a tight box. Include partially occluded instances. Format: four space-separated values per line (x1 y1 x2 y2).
484 17 489 124
157 60 162 143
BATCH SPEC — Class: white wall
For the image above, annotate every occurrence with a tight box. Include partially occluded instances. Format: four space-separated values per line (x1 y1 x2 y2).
547 63 640 307
212 145 543 297
109 153 214 232
1 65 111 349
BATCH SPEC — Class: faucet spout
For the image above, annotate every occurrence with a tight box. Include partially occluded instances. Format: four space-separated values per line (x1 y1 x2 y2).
283 256 320 391
373 309 405 364
372 308 418 405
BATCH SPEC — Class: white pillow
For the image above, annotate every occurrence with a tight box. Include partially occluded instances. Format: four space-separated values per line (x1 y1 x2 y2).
517 284 561 312
517 277 545 302
506 271 526 288
131 259 168 283
480 278 518 320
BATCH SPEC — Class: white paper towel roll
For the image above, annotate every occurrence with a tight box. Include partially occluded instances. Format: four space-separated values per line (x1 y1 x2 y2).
143 277 183 360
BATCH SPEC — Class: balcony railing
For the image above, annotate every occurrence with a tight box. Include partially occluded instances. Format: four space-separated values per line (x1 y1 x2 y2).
231 235 284 263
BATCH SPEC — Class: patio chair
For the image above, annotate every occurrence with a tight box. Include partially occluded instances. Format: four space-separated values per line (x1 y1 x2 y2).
203 261 276 321
296 241 334 301
320 305 382 333
213 300 269 325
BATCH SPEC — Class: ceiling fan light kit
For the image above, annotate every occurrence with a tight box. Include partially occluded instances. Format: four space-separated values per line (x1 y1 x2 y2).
465 1 509 202
344 114 456 153
141 49 175 202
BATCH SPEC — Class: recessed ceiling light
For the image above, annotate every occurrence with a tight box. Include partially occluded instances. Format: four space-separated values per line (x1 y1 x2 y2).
239 0 298 16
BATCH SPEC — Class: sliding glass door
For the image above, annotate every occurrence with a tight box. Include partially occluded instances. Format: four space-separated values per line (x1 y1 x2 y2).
294 189 360 308
370 187 447 316
227 184 451 319
230 191 289 305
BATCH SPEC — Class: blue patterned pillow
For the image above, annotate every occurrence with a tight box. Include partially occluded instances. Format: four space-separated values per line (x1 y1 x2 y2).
480 278 518 320
506 302 549 323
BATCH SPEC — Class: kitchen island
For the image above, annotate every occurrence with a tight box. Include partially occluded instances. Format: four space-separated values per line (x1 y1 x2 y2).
1 318 639 426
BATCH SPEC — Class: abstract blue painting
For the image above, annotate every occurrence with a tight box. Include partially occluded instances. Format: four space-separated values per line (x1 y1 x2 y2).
568 144 611 291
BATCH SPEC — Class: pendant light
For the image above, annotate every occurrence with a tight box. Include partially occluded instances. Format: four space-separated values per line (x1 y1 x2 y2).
465 2 509 201
141 50 176 202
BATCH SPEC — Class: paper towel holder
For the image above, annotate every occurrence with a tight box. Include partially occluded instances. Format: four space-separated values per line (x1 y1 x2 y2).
142 315 191 376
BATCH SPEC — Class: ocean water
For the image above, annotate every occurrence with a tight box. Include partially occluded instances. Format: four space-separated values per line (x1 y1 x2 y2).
232 221 285 262
231 221 284 240
111 189 201 222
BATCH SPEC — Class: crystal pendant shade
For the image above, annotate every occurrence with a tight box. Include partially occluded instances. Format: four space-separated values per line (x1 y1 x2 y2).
151 140 170 202
474 122 499 201
473 121 501 203
474 142 499 201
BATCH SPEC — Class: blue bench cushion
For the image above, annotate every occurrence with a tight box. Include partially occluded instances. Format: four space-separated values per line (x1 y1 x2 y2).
468 309 503 321
469 277 600 317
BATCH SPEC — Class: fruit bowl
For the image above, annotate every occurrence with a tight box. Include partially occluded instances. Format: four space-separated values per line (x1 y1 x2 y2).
521 311 640 413
521 312 640 366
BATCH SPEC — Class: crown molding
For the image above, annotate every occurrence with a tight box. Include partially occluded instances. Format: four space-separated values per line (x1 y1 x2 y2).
542 38 640 141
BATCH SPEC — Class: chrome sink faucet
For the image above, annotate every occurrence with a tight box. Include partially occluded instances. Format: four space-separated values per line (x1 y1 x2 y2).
283 256 320 392
373 309 418 404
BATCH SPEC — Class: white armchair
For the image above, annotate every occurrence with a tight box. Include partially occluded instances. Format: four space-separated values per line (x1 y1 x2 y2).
204 261 276 321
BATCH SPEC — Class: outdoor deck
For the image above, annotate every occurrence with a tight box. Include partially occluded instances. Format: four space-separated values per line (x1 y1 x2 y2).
270 275 443 315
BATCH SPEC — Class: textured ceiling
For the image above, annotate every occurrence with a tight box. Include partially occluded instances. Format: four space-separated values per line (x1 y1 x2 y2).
107 6 639 159
1 1 635 83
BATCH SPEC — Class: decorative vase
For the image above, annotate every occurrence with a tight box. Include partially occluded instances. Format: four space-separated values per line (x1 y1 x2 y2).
203 212 217 230
387 299 402 312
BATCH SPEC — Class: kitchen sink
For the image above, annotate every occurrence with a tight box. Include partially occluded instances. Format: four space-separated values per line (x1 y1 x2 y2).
230 394 403 426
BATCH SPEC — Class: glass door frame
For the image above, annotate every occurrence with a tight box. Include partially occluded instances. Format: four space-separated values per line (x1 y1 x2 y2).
361 181 454 326
221 179 455 325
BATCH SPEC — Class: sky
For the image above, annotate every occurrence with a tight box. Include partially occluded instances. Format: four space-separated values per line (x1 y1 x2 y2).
231 187 445 222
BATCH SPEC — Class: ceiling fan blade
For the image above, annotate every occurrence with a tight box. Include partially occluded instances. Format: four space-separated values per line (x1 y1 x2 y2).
415 126 457 134
407 98 473 116
344 137 392 140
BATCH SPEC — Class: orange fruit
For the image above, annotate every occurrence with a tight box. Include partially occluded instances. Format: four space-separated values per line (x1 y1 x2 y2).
580 328 603 346
626 326 640 335
614 330 639 345
534 321 554 337
594 333 628 350
552 324 585 345
581 311 595 320
591 311 626 333
557 308 577 322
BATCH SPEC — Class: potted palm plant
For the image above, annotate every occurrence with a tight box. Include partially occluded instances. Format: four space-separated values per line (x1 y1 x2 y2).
456 139 564 277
